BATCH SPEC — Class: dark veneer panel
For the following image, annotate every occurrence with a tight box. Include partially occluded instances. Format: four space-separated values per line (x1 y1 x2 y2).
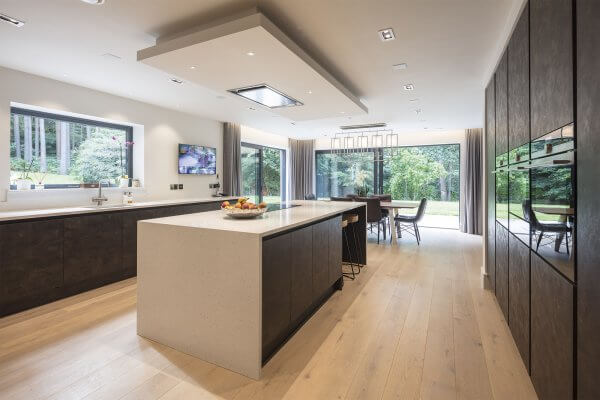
576 0 600 397
262 233 292 359
0 220 63 314
290 226 313 326
495 222 509 321
312 219 330 303
485 79 496 292
328 216 342 286
508 3 530 149
63 213 123 292
508 233 530 370
495 51 509 157
531 252 573 400
530 0 573 139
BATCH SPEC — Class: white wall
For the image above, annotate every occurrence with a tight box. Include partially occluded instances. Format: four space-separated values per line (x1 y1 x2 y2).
0 67 223 211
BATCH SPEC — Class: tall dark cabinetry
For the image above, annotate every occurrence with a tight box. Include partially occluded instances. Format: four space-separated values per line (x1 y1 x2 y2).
508 3 530 150
576 0 600 398
530 0 573 139
495 51 509 163
485 79 496 292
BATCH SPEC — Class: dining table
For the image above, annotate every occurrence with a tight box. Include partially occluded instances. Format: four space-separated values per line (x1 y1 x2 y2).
533 206 574 253
380 201 420 244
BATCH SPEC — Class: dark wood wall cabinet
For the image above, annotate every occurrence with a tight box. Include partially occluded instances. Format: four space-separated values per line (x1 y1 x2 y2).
485 1 598 398
0 201 222 317
576 0 600 398
262 214 347 363
530 0 573 139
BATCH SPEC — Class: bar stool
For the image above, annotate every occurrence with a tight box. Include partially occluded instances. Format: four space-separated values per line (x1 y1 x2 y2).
342 218 358 280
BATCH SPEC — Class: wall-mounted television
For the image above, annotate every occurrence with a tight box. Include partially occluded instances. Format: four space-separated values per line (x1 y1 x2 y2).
178 144 216 175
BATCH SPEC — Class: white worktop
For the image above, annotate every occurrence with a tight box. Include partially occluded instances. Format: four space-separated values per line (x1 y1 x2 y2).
141 200 365 237
0 196 237 222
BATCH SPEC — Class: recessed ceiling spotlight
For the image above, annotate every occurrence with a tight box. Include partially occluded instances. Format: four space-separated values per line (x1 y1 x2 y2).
378 28 395 42
0 13 25 27
246 51 255 56
403 84 415 91
291 122 296 125
190 66 197 70
248 107 256 111
392 63 407 71
170 78 183 84
307 90 313 94
80 0 105 4
414 109 422 115
409 98 419 102
340 111 346 114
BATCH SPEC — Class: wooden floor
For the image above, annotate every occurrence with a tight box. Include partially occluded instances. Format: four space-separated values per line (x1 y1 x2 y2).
0 228 537 400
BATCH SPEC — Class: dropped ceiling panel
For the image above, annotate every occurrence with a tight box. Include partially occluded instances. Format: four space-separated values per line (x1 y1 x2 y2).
138 12 367 121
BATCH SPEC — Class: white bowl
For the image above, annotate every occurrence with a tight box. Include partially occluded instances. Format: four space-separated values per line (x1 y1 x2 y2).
222 207 267 219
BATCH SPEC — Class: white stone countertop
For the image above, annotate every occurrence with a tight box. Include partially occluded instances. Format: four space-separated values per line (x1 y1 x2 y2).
0 196 237 222
140 200 365 237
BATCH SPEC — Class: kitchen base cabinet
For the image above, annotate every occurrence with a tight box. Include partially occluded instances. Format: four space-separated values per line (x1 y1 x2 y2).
531 252 573 400
508 234 530 370
495 222 509 321
261 215 345 363
0 201 223 317
0 220 63 315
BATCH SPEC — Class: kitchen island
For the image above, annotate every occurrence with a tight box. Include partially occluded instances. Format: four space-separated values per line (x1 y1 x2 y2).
137 200 366 379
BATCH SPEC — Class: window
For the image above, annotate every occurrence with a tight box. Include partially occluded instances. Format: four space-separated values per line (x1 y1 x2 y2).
316 143 461 229
241 143 286 203
9 108 133 189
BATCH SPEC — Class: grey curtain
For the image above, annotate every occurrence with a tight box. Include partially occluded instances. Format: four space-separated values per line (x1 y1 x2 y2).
222 122 241 196
461 128 483 234
289 138 315 200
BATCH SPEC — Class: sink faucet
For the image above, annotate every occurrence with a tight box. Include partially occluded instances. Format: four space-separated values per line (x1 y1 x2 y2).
92 179 109 206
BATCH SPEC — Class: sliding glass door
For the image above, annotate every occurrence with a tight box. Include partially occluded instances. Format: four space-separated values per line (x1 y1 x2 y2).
316 143 460 229
241 143 286 203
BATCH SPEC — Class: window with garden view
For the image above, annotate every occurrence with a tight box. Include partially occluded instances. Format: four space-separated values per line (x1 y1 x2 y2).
9 108 133 189
316 144 460 229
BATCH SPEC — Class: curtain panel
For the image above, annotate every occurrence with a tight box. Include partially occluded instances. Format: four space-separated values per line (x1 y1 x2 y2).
461 128 483 234
289 138 315 200
222 122 241 197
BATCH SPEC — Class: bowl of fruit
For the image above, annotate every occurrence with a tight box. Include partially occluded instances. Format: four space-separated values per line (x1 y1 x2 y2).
221 198 268 219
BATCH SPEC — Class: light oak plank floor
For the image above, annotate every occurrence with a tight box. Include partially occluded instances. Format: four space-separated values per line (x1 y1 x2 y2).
0 229 537 400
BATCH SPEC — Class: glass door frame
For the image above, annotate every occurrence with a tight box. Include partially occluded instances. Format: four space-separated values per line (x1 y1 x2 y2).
241 142 287 203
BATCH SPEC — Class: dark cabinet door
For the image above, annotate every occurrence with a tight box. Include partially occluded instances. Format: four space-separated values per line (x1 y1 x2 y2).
63 213 123 291
508 234 530 370
312 219 330 303
531 252 573 400
262 233 292 360
576 1 600 397
485 79 496 292
290 225 313 326
328 216 342 286
495 51 509 158
495 222 509 321
0 220 63 314
508 3 530 149
122 208 160 278
530 0 573 139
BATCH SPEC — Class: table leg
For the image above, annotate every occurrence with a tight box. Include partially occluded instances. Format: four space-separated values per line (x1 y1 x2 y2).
391 208 399 245
554 215 567 252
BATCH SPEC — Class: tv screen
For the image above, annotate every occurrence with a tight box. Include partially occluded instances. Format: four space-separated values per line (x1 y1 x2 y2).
178 144 216 175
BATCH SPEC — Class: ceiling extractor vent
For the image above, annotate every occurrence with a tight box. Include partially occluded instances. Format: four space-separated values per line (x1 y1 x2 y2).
228 84 303 108
340 123 387 130
0 13 25 27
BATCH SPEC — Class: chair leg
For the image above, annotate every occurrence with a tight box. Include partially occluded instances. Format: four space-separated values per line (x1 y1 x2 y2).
383 219 387 240
414 222 420 245
565 232 570 255
351 224 362 271
377 224 380 244
536 232 543 251
342 228 356 280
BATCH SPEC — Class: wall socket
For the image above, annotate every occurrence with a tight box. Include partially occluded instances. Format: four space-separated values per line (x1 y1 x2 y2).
170 184 179 190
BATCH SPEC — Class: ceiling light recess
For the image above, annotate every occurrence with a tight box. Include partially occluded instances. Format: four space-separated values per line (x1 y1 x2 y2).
170 78 183 84
392 63 407 71
403 84 415 91
378 28 395 41
228 84 303 109
0 13 25 27
340 123 387 130
80 0 105 4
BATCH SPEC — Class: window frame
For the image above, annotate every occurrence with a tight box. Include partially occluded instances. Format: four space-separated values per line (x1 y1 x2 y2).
9 107 133 189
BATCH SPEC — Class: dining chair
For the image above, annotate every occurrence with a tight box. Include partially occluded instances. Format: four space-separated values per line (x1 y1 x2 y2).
330 196 352 201
394 198 427 245
522 200 571 253
373 194 392 236
357 196 387 244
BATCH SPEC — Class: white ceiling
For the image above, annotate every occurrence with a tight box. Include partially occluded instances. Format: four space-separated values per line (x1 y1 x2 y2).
0 0 521 138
